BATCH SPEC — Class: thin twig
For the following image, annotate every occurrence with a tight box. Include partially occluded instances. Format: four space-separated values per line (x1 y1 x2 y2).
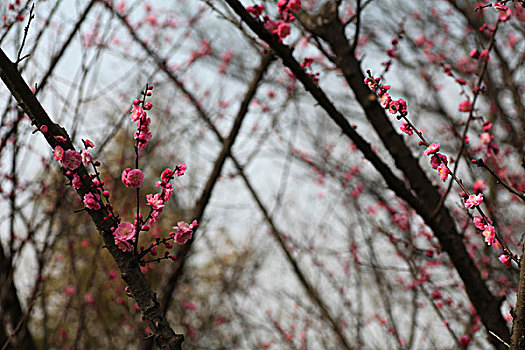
16 3 35 66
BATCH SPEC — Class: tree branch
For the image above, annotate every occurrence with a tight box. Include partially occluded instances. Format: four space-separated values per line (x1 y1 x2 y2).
222 0 511 346
0 48 183 350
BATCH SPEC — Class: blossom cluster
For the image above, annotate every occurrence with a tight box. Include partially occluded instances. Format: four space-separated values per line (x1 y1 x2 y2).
364 76 408 116
428 147 450 182
130 89 153 150
3 0 26 29
170 220 198 245
113 87 198 259
363 71 513 267
136 165 196 259
51 136 122 235
473 216 495 245
463 193 509 264
246 0 301 40
246 2 323 85
83 192 101 211
53 140 93 172
50 84 199 260
50 137 105 211
364 72 450 183
494 2 512 22
143 167 180 228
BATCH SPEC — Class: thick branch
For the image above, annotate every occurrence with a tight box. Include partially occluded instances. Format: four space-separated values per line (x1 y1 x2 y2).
0 48 183 350
223 0 510 346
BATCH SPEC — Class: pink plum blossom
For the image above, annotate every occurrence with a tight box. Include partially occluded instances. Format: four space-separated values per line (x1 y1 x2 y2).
130 104 144 122
264 19 281 33
83 139 95 148
122 168 144 188
172 220 198 245
287 0 301 12
473 216 486 230
121 168 131 185
399 121 413 135
163 184 174 202
380 93 391 108
174 163 187 177
385 98 408 115
161 168 174 182
148 211 163 229
458 100 472 112
81 149 92 166
480 50 490 62
115 238 133 252
62 150 82 170
72 174 82 189
499 254 511 267
147 211 160 227
393 98 408 114
473 179 487 193
465 193 483 209
146 193 164 210
430 153 448 169
437 163 449 182
114 222 135 240
482 224 495 245
114 222 136 252
423 143 440 156
388 100 400 114
54 146 64 161
83 193 101 210
135 126 152 149
480 132 492 145
277 23 291 39
364 76 378 91
246 5 264 17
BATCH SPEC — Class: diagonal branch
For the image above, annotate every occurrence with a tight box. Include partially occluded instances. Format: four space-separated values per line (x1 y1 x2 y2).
222 0 510 346
0 48 183 350
157 53 274 315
